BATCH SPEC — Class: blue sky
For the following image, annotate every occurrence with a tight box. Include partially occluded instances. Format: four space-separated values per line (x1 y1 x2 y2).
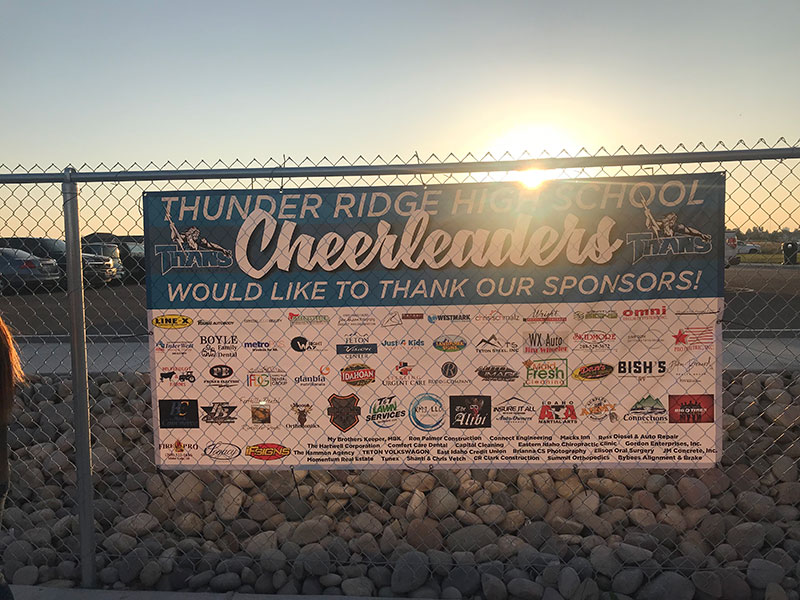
1 0 798 167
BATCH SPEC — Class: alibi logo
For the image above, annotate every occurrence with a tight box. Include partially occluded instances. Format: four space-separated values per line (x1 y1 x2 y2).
449 395 491 429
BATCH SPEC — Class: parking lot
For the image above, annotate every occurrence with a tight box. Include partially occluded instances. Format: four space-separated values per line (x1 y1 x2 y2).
0 264 797 341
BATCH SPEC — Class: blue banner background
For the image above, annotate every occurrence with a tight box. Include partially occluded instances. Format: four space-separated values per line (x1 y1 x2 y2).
144 173 725 309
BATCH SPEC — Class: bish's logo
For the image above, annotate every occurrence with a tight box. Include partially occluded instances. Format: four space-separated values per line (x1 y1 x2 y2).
618 360 666 378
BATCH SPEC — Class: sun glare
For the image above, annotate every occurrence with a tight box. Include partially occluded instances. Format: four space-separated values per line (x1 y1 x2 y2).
518 169 553 189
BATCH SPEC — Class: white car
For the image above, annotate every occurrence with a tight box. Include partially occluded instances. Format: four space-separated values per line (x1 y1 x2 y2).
737 240 761 254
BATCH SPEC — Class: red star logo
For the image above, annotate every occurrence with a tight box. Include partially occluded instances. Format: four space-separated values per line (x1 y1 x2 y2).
673 330 688 345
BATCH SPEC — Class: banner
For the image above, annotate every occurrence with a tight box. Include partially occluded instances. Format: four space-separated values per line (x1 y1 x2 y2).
145 173 724 469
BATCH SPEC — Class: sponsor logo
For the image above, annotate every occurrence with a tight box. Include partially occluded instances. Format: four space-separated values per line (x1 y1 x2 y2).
427 314 470 323
672 326 714 352
337 313 377 327
209 364 233 378
203 442 241 461
523 308 566 323
626 205 712 264
624 326 664 346
574 309 617 320
669 394 714 423
523 331 567 354
382 361 424 386
201 402 236 424
152 314 193 329
382 312 424 327
327 393 362 432
621 306 668 321
432 335 468 352
618 360 667 378
572 330 617 351
154 222 233 273
381 338 425 348
287 312 329 325
196 319 234 326
475 310 521 322
624 395 668 422
668 355 713 384
159 439 199 461
158 400 199 429
246 369 288 387
366 395 406 427
450 395 491 429
291 336 324 352
294 373 328 387
581 397 618 422
476 365 519 382
441 362 459 378
538 401 578 423
204 364 239 388
159 367 195 386
572 363 614 381
341 363 376 386
409 393 445 432
493 396 536 423
245 398 280 431
476 334 519 353
245 443 291 461
199 335 239 358
243 339 284 352
523 359 568 387
335 332 377 356
287 403 320 429
154 340 194 356
425 361 470 385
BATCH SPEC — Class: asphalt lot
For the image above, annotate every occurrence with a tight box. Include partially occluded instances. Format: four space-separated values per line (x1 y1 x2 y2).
0 265 798 341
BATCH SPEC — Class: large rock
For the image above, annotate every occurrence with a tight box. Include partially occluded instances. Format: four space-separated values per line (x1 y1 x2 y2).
446 524 498 552
116 513 159 536
512 490 548 519
167 473 205 503
747 558 785 589
639 572 695 600
391 550 429 594
428 487 459 518
215 484 246 521
737 491 776 520
678 477 711 508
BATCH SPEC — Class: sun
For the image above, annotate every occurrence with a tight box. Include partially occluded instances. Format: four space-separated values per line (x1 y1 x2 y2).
486 123 579 158
517 169 554 189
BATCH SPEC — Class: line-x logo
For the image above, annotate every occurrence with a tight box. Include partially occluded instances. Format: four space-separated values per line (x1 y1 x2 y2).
152 314 193 329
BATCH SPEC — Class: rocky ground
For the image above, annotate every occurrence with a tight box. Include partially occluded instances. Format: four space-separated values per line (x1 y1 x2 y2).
1 369 799 600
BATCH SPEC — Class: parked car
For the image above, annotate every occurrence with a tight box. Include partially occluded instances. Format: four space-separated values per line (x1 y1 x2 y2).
0 248 60 293
82 233 145 283
725 232 741 267
82 242 126 284
0 237 117 287
737 240 761 254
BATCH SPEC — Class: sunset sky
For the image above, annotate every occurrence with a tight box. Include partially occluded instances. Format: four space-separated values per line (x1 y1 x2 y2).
1 0 798 168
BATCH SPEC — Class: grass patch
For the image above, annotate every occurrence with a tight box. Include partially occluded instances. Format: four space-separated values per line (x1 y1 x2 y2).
739 253 784 264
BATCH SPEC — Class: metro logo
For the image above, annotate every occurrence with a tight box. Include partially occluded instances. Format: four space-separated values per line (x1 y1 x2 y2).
152 315 193 329
245 443 291 460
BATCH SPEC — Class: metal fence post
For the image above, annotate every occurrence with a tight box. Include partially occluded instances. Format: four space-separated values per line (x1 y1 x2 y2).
62 167 97 587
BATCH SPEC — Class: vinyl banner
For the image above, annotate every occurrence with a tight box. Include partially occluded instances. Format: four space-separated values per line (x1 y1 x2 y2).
144 173 724 469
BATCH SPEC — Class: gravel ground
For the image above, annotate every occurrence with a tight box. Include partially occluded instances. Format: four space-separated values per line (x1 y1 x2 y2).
1 368 799 600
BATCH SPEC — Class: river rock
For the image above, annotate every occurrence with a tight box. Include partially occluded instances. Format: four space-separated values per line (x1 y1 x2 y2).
428 487 459 518
447 524 498 552
639 572 695 600
747 558 785 588
391 550 429 594
678 477 711 508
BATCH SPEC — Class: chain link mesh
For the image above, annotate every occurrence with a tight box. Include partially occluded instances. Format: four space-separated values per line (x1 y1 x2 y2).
0 140 799 598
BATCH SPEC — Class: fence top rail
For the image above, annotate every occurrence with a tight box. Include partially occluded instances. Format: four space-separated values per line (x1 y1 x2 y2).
1 146 799 185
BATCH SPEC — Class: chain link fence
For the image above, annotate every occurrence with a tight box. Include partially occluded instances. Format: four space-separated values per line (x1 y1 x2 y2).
1 140 799 599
